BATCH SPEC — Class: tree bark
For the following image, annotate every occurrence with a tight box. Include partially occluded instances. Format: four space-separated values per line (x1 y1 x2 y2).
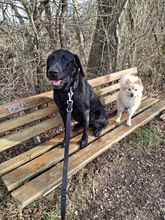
41 0 57 47
87 0 129 76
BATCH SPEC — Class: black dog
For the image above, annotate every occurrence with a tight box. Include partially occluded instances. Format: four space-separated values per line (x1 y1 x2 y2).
47 49 108 149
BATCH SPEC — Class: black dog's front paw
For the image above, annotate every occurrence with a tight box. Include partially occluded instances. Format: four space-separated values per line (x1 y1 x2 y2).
94 128 102 137
78 138 88 149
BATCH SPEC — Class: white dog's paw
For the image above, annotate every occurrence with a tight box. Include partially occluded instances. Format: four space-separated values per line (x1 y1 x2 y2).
115 118 120 123
126 120 132 127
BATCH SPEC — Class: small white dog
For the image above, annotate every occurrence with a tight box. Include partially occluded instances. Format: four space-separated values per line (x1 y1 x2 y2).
115 74 143 126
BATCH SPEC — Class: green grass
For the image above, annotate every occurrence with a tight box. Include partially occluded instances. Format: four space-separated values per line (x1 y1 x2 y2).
42 208 60 220
130 126 163 155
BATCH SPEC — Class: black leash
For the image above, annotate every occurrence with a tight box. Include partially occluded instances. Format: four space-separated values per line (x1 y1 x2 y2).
61 87 73 220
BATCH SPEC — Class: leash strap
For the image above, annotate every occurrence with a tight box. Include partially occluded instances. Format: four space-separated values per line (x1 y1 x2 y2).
61 87 73 220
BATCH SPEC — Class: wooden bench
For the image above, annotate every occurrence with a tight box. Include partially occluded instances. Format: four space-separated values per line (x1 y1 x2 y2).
0 67 164 210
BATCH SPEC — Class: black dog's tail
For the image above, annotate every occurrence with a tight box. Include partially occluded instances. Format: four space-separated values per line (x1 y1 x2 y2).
107 109 117 119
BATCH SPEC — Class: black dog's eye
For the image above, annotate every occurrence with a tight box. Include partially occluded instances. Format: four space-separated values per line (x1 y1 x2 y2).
48 56 54 64
62 55 70 63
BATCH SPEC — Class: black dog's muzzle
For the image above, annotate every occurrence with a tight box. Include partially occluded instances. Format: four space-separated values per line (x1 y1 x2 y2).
50 76 71 89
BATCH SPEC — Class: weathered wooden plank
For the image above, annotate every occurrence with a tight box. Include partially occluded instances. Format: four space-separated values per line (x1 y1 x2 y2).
0 127 84 176
88 67 137 87
101 92 147 107
2 144 78 191
96 83 120 96
2 98 159 191
0 91 53 119
0 115 63 152
11 99 165 210
0 105 58 134
100 92 119 105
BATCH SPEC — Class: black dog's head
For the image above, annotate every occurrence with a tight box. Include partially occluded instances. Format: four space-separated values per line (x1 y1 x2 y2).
47 49 84 89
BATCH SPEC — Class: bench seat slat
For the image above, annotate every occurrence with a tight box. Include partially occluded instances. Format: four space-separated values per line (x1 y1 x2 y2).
88 67 137 87
2 144 78 191
0 129 83 176
11 99 165 210
0 116 63 152
0 91 53 119
2 98 159 191
0 105 58 134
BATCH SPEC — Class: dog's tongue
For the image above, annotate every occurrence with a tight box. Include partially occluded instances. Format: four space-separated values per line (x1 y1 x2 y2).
51 80 62 86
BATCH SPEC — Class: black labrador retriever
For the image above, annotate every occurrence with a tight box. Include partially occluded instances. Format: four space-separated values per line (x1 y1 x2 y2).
47 49 108 149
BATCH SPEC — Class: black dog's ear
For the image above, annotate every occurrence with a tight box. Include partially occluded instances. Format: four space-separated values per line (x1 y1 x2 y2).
46 56 50 77
74 54 85 77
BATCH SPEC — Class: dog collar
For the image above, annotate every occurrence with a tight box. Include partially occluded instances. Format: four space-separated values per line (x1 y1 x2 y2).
68 72 80 91
58 72 79 92
124 107 130 111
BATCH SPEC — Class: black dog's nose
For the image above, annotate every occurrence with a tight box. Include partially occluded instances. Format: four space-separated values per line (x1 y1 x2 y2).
48 70 58 76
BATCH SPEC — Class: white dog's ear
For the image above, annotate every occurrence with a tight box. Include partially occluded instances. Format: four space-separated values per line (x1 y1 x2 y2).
136 78 144 91
135 78 142 85
125 78 131 84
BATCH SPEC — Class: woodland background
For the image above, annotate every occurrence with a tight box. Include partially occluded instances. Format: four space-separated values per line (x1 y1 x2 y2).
0 1 165 219
0 0 165 103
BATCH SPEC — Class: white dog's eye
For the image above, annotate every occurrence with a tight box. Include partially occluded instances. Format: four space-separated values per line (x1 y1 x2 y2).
135 89 137 91
128 88 131 91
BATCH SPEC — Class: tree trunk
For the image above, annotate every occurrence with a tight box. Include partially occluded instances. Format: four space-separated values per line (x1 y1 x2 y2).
42 0 57 47
87 0 128 76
